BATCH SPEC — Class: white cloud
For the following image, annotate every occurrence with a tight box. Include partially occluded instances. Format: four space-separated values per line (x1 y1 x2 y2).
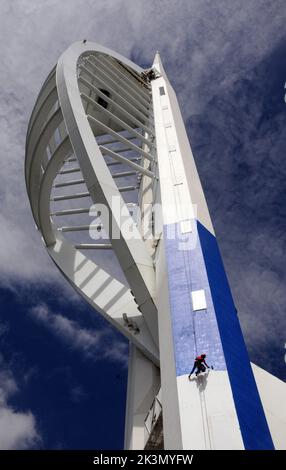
31 304 103 356
0 356 40 450
0 408 38 451
30 304 128 364
0 370 18 405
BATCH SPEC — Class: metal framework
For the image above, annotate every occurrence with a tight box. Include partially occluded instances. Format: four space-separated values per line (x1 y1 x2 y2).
25 42 159 368
25 41 286 450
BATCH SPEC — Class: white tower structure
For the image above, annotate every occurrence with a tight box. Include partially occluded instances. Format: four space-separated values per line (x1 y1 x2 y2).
25 41 286 450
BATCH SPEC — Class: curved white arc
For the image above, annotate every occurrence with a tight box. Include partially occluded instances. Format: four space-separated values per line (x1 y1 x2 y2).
47 233 159 366
38 136 72 245
34 127 159 365
26 87 57 176
27 67 56 137
56 41 158 345
25 72 57 187
28 107 63 224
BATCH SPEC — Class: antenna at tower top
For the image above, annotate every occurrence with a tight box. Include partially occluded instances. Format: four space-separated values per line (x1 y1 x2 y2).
152 50 165 76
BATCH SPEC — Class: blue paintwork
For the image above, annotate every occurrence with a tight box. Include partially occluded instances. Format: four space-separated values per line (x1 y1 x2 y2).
163 221 226 376
197 221 274 450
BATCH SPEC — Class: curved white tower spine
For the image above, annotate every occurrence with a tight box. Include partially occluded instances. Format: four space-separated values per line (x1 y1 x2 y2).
25 41 285 450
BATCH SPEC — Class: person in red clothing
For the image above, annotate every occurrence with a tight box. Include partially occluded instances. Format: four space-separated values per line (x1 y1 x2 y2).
188 354 210 378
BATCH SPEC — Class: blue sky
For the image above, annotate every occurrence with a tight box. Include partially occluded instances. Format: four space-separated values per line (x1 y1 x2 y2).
0 0 285 449
0 284 128 449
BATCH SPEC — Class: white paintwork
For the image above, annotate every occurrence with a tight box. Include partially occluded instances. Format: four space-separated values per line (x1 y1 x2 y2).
124 344 160 450
155 234 183 449
252 364 286 450
152 53 214 235
177 372 243 449
180 219 192 234
191 289 207 311
151 77 195 229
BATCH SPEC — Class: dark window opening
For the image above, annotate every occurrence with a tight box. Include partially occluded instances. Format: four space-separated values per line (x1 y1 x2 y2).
97 89 110 109
159 86 165 96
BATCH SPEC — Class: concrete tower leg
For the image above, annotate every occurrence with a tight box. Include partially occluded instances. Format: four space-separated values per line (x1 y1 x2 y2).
124 344 160 450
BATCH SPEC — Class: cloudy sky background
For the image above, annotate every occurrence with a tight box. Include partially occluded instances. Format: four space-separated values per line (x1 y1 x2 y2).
0 0 285 449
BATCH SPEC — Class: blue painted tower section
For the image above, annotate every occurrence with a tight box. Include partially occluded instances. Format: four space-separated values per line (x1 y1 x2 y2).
197 221 274 449
163 221 226 375
163 219 274 450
